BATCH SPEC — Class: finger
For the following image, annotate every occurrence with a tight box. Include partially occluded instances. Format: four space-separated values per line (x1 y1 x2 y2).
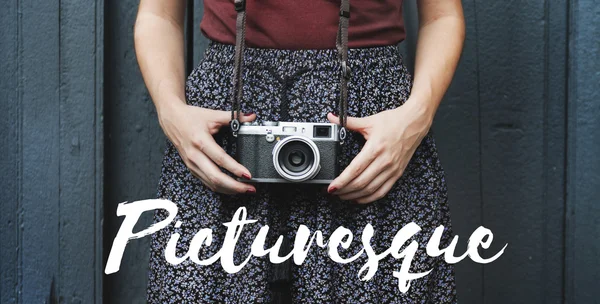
193 134 252 179
206 109 257 126
189 150 256 194
185 157 221 193
354 177 397 204
339 168 393 201
211 169 257 194
327 142 378 193
334 155 390 195
238 112 257 123
327 112 369 132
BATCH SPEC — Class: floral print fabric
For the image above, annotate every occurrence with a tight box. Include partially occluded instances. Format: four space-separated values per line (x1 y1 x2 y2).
146 40 457 303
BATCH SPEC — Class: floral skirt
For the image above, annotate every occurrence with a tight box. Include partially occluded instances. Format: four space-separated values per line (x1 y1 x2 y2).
146 40 457 303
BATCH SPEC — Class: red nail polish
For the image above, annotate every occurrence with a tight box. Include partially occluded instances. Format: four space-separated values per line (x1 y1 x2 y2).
246 188 256 193
242 173 251 180
328 187 337 194
244 112 254 116
331 113 338 117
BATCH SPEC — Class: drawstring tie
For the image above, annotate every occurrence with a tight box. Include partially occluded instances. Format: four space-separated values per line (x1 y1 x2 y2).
264 66 311 122
262 67 310 301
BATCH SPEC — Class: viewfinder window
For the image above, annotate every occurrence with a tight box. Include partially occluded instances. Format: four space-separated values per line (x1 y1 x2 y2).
314 126 331 138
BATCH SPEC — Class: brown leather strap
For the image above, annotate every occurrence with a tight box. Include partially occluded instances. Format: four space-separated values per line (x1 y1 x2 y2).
229 0 351 143
229 0 247 135
337 0 350 143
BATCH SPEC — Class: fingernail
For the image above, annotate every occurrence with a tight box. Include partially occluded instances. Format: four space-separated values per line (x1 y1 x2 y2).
242 173 251 180
328 187 337 194
244 112 254 116
331 113 338 117
246 188 256 193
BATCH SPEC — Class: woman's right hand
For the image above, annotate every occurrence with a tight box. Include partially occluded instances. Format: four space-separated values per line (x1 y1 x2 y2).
158 102 257 195
134 2 255 194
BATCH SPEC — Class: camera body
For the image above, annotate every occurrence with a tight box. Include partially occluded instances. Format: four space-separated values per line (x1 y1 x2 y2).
236 121 340 184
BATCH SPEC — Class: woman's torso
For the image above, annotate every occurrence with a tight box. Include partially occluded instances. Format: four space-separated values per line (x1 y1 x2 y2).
200 0 406 49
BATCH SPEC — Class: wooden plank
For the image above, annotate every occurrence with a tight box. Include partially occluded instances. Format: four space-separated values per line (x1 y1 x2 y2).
0 1 20 303
565 0 600 303
429 0 484 302
475 0 565 302
58 0 103 302
184 0 193 75
103 0 166 302
401 0 419 74
19 0 61 302
95 1 105 302
540 0 568 303
192 0 210 68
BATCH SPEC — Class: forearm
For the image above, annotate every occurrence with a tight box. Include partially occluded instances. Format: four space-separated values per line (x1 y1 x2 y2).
404 3 465 122
134 6 186 117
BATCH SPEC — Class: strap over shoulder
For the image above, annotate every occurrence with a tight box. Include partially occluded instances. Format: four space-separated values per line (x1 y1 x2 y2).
228 0 351 144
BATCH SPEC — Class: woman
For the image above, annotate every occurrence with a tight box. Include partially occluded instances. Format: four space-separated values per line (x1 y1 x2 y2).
136 0 465 302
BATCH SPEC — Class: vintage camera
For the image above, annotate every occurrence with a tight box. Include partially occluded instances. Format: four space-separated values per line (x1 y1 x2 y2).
236 121 340 183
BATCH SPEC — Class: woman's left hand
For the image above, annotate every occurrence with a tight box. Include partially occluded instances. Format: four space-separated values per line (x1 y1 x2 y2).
326 99 434 204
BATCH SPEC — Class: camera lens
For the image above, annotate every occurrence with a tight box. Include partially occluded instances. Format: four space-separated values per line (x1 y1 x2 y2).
279 141 313 173
288 150 305 167
272 136 321 182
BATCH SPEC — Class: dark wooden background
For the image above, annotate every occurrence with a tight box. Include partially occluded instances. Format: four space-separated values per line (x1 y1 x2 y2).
1 0 598 303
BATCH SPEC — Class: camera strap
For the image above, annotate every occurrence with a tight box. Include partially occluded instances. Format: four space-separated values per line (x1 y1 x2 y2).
229 0 351 144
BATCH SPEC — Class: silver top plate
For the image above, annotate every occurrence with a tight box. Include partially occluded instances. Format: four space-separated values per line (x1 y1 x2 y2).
237 121 340 141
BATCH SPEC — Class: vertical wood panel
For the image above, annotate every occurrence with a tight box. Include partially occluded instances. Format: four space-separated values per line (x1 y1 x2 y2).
95 1 106 301
58 0 104 302
478 0 546 299
0 0 20 303
566 0 600 303
193 0 210 68
103 0 166 302
1 0 104 302
431 0 484 301
401 0 418 74
475 0 566 302
542 0 568 303
20 0 61 302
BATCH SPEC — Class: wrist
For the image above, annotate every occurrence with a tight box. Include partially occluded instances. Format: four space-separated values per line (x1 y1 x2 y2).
401 96 436 128
157 98 187 120
157 99 187 135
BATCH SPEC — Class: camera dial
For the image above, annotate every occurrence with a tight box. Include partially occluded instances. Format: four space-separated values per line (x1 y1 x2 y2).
265 130 275 143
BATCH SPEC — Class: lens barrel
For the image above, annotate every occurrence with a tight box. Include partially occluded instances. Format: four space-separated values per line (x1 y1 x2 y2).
272 136 321 182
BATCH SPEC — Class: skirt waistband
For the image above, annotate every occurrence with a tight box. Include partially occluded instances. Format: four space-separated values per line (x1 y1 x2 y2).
200 40 405 71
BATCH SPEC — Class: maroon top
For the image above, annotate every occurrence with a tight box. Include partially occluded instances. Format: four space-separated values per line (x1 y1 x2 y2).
200 0 406 49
